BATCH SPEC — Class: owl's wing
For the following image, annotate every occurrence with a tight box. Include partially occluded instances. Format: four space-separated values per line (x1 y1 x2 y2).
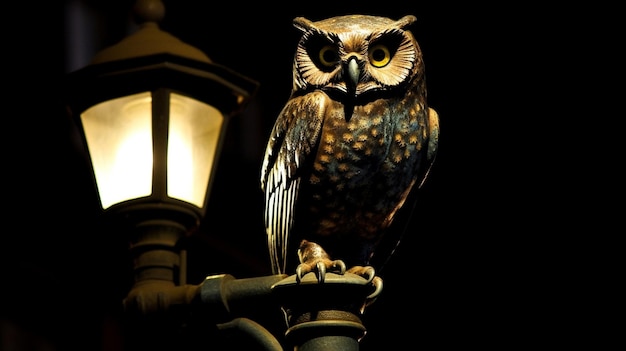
420 107 440 188
260 92 327 274
370 106 440 272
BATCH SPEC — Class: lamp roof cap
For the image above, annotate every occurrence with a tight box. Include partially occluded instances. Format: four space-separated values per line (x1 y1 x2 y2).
90 0 211 65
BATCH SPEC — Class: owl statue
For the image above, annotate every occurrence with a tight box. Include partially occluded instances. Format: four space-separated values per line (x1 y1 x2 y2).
260 14 439 282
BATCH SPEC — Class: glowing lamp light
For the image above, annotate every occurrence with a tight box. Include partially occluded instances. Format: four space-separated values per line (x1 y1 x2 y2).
80 92 154 209
81 92 222 210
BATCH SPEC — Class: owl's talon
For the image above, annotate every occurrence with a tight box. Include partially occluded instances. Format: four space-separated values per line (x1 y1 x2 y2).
295 265 305 283
363 276 384 311
333 260 347 275
362 266 375 283
347 265 376 283
295 263 316 283
294 241 350 284
316 261 327 283
295 259 348 283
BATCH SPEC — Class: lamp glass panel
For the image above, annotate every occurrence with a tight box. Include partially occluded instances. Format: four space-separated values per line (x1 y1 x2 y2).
167 93 223 208
81 92 153 209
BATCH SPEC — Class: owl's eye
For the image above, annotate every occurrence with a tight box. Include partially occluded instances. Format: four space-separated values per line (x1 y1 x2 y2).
318 45 339 68
369 44 391 68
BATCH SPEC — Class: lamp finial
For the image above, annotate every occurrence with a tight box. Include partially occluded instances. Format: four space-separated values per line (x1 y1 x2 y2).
133 0 165 24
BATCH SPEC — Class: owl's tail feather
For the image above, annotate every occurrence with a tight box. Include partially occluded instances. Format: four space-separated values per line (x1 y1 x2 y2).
265 174 301 275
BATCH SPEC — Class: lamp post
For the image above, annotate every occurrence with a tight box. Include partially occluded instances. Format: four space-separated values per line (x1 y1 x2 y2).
64 1 382 350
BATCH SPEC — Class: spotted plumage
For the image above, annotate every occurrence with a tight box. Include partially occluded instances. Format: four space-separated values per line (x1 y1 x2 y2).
260 14 439 279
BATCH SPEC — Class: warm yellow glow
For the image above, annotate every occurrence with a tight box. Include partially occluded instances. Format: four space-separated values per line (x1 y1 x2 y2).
81 92 153 209
167 93 223 208
80 91 223 210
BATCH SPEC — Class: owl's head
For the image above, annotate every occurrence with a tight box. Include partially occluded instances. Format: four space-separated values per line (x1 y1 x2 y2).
291 14 423 100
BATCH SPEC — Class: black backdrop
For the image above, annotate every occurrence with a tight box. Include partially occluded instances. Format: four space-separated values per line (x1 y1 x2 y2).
2 1 604 350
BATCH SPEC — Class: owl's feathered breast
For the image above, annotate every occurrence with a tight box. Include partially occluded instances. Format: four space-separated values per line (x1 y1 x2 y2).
301 90 430 241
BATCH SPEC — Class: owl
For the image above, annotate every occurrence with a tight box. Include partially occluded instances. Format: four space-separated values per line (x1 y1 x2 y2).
260 14 439 282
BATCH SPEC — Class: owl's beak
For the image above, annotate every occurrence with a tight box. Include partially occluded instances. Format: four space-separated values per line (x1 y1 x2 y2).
346 57 360 91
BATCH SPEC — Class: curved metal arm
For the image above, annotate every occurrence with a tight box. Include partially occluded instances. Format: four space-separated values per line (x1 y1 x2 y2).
124 281 200 314
124 273 288 318
123 273 289 349
198 273 288 321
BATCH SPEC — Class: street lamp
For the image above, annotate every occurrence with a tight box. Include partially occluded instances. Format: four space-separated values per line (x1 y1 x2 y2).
64 1 381 350
65 0 259 323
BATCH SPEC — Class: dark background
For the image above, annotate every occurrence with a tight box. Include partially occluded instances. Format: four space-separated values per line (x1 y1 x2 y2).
2 1 610 350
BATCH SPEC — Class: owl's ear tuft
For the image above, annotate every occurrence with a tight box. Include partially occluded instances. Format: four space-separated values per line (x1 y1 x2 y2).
395 15 417 29
293 17 315 33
